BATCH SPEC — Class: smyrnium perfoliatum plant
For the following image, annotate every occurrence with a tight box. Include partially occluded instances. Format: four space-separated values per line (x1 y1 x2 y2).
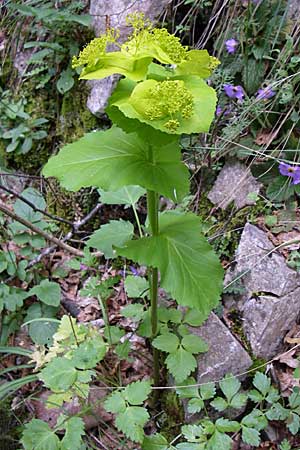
43 13 224 390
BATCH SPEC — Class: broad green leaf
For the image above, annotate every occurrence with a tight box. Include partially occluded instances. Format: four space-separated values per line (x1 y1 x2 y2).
176 377 199 399
181 334 208 354
210 397 228 412
157 307 182 324
122 304 145 321
24 303 58 345
253 372 271 397
174 50 212 78
176 445 205 450
124 380 152 405
39 357 77 392
215 418 240 433
104 391 126 414
241 426 261 447
287 412 300 435
21 419 60 450
230 393 248 409
115 406 149 443
152 333 180 353
200 382 216 400
14 187 46 223
99 185 146 205
29 280 61 306
115 340 131 360
188 397 204 413
166 347 197 382
241 409 268 431
72 337 106 369
181 424 204 441
57 68 74 94
111 75 217 135
117 211 223 313
184 308 206 327
219 375 241 402
266 403 289 421
288 389 300 409
142 433 169 450
248 389 264 403
80 51 152 82
59 416 85 450
87 220 134 258
124 276 149 298
43 127 188 202
207 430 232 450
104 326 125 344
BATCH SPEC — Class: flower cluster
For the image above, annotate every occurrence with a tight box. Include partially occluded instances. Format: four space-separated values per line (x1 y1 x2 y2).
72 28 119 69
144 80 194 131
279 162 300 184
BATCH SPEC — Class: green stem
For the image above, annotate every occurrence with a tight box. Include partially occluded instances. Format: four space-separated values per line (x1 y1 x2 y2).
147 189 160 387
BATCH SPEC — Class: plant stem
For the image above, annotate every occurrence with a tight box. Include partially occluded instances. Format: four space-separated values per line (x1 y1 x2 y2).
146 189 160 387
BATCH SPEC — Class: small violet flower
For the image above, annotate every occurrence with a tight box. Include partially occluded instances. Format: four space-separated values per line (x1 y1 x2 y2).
256 86 275 100
224 84 245 102
225 38 239 54
279 162 300 185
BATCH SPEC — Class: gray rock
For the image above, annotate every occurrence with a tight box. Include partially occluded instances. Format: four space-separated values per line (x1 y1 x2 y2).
87 0 171 115
207 161 262 210
288 0 300 21
225 223 300 297
243 289 300 359
225 223 300 359
191 313 252 383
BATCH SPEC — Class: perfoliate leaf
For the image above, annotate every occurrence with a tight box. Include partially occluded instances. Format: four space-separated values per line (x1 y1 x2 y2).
142 433 169 450
21 419 60 450
99 185 146 206
110 75 217 135
124 380 152 405
29 280 61 307
117 211 223 313
219 375 241 402
181 334 208 354
241 426 261 447
80 52 152 82
124 276 149 298
87 220 134 258
253 372 271 397
115 406 149 443
166 347 197 382
42 126 188 202
104 391 126 414
152 333 180 353
60 417 85 450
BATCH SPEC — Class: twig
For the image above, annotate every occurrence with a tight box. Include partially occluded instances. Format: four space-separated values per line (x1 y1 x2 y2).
0 183 74 227
26 203 102 268
0 202 83 257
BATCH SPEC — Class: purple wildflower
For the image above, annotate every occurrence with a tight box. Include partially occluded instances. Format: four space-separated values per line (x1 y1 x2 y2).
256 86 275 100
130 265 140 276
224 84 245 102
216 106 223 116
279 162 300 185
225 38 239 54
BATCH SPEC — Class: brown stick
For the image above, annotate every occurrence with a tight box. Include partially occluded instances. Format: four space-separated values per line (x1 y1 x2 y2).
0 202 84 257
